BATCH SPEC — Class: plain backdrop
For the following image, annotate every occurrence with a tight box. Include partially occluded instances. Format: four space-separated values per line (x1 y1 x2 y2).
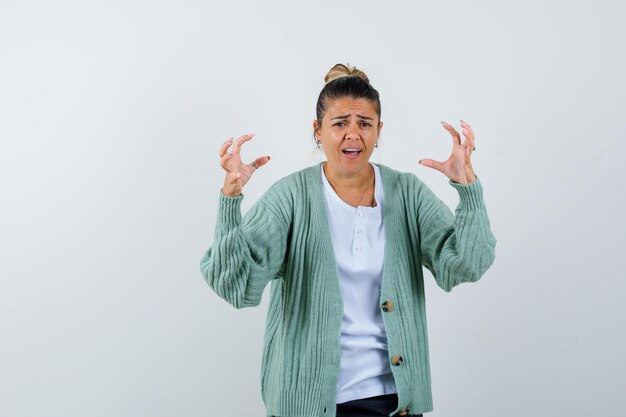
1 0 625 416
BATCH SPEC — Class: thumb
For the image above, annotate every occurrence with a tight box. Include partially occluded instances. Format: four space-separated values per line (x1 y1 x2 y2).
419 158 444 173
253 155 271 169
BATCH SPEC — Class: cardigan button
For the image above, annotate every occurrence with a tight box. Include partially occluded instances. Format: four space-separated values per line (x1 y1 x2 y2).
391 355 404 366
381 300 394 312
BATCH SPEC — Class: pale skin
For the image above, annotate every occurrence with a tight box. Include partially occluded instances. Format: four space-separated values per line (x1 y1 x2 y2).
219 97 477 201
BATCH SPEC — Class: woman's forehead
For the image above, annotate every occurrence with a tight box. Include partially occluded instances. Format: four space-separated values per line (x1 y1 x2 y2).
325 97 377 117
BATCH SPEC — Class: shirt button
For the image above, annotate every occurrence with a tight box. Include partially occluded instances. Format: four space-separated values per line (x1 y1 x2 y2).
356 229 363 234
381 300 394 312
358 210 364 217
355 245 361 252
391 355 404 366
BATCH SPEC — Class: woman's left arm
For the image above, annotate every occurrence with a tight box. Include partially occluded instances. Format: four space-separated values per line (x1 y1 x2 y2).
417 121 497 291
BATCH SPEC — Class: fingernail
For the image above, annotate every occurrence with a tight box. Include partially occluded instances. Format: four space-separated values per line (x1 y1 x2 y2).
267 156 271 160
228 137 233 142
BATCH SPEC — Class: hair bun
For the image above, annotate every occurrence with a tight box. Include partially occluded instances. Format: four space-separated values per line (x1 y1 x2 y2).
324 63 370 84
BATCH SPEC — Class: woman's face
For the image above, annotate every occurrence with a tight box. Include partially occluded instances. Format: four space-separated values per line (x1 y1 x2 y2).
314 97 383 178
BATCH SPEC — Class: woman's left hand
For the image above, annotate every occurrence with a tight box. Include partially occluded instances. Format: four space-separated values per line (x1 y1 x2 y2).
419 120 477 185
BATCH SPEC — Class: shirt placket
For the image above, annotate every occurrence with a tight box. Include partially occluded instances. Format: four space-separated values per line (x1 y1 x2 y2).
353 208 367 260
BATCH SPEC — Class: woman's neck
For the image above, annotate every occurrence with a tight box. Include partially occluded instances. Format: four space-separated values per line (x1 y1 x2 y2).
323 163 376 207
323 163 373 189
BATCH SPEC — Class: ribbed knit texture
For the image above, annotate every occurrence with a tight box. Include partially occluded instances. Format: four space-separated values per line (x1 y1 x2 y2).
200 163 497 417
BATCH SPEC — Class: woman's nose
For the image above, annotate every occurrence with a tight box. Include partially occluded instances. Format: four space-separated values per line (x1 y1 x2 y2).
345 123 360 140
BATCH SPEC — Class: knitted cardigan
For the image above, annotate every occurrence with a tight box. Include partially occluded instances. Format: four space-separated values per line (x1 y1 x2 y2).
200 163 496 417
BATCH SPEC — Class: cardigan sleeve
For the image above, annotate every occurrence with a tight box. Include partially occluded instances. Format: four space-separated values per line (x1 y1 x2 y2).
417 177 497 292
199 192 289 308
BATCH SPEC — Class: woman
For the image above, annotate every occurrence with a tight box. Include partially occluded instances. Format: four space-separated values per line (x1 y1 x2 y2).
200 64 496 417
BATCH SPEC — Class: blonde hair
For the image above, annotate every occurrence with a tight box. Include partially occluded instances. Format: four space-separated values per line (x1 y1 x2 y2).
324 63 371 84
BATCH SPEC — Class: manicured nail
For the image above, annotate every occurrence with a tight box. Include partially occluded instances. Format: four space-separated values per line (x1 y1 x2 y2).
228 137 234 142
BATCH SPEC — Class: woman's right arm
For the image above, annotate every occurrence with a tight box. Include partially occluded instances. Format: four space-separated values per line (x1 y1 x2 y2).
199 134 281 309
200 193 288 309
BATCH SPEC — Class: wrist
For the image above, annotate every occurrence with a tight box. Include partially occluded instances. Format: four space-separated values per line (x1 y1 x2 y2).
222 180 242 197
461 167 476 184
221 187 242 197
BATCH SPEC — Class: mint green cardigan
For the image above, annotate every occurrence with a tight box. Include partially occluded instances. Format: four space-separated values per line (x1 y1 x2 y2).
200 163 496 417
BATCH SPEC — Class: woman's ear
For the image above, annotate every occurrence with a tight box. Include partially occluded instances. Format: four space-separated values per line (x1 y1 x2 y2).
313 119 320 139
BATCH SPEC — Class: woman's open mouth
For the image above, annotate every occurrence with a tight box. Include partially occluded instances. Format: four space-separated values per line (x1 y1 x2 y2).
342 148 362 158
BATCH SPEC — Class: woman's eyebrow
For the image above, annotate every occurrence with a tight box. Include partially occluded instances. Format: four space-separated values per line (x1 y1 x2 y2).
331 114 374 120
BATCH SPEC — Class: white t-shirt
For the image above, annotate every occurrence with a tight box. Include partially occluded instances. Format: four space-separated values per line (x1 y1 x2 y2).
321 163 397 404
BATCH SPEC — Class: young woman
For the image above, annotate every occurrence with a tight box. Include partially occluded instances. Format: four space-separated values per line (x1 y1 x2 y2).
200 63 496 417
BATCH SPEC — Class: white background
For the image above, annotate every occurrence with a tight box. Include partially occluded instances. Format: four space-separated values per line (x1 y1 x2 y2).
1 1 625 416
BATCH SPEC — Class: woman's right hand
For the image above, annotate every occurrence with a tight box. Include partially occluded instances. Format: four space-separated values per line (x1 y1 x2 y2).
219 134 271 197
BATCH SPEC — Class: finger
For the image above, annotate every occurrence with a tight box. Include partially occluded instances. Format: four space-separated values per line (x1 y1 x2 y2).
460 127 474 144
219 137 234 157
419 158 445 173
469 136 476 152
251 155 271 170
464 146 472 162
441 121 461 146
231 133 255 156
460 120 475 148
466 130 476 151
460 120 475 141
220 153 234 170
462 135 475 153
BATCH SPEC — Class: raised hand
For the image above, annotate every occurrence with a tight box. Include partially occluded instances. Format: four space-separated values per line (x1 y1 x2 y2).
219 134 271 197
419 120 477 185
